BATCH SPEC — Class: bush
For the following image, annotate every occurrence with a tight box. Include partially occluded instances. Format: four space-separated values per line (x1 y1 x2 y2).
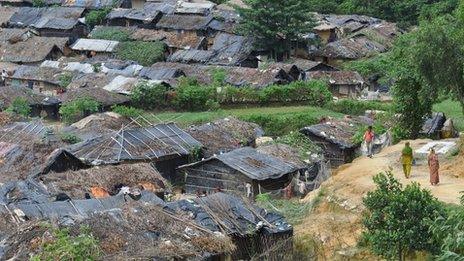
130 81 167 110
85 8 111 28
240 113 320 137
363 172 444 261
219 81 332 106
60 132 82 144
58 73 73 89
259 81 332 106
60 98 101 123
32 0 46 7
172 78 217 111
327 99 392 115
432 195 464 260
5 97 31 117
116 41 165 66
91 27 131 41
31 226 101 261
111 105 143 118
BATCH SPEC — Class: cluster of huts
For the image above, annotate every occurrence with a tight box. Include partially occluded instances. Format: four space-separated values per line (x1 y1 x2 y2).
0 0 401 115
0 115 302 259
0 0 404 258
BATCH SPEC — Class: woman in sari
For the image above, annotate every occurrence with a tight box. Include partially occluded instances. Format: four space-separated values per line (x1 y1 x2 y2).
428 148 440 186
400 142 413 178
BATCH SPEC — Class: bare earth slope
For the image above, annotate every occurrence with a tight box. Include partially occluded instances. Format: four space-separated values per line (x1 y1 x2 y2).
296 139 463 260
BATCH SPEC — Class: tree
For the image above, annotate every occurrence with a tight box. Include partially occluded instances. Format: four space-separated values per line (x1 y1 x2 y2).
362 172 444 260
235 0 316 60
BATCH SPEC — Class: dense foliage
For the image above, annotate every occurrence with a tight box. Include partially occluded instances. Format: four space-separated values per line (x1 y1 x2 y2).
5 97 31 117
236 0 316 60
111 105 143 118
431 195 464 260
307 0 458 28
171 78 218 111
60 132 82 144
219 81 332 106
85 8 111 28
59 98 101 123
91 27 131 41
130 81 168 110
116 41 166 66
31 226 101 261
58 73 73 89
362 172 444 260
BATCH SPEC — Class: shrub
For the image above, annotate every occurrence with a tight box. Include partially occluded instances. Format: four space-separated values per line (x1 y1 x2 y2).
111 105 143 118
58 73 73 89
259 81 332 106
172 78 217 111
91 27 131 41
59 98 101 123
60 132 82 144
116 41 165 66
240 113 319 137
432 195 464 260
85 8 111 28
130 81 167 110
219 86 258 104
327 99 392 115
32 0 46 7
31 226 101 261
92 63 102 73
362 172 444 261
5 97 31 117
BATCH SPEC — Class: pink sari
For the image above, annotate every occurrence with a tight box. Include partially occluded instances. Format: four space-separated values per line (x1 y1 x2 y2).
428 154 439 185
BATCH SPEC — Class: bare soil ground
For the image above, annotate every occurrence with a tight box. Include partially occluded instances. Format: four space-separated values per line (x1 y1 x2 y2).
296 139 464 260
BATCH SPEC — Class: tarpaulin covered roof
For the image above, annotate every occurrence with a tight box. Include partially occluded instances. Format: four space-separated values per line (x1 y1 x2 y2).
0 36 68 63
71 38 119 53
69 122 202 165
107 4 162 23
168 192 292 236
179 147 299 180
156 14 213 31
0 85 60 108
8 7 84 30
300 120 360 150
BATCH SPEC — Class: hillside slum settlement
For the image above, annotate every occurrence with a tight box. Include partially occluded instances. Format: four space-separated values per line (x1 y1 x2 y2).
0 0 414 259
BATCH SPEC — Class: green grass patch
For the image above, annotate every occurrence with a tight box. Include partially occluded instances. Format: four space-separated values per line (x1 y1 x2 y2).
145 105 343 136
433 99 464 131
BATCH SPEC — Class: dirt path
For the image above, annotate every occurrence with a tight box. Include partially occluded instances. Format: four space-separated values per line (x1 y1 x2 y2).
322 139 463 205
295 139 463 260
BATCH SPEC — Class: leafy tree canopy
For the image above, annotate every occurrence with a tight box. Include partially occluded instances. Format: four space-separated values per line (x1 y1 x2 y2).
236 0 316 60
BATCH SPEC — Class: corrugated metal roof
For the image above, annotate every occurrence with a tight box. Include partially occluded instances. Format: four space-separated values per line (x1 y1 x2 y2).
180 147 298 180
71 38 119 52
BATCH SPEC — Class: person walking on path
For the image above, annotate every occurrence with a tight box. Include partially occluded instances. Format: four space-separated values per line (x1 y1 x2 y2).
400 142 413 178
364 126 375 158
428 148 440 186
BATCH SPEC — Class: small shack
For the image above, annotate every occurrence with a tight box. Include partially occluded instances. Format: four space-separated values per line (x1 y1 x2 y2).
106 3 163 28
300 120 359 167
178 147 299 197
37 163 167 199
307 70 364 98
187 117 264 157
168 192 293 260
68 122 203 182
0 85 60 119
70 38 119 58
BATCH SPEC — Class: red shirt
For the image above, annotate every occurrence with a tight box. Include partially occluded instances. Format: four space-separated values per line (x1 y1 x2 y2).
364 130 374 142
